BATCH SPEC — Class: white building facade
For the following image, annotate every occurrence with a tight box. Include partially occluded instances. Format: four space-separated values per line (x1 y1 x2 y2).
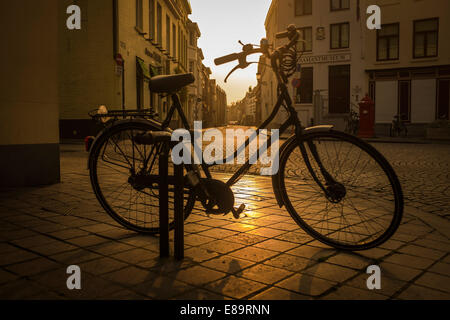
263 0 366 130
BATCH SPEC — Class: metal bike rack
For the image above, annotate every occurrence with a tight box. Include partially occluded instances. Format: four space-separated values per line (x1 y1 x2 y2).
155 134 185 260
134 130 185 260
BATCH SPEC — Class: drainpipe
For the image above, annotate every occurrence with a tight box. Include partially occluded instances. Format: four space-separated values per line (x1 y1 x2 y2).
112 0 125 111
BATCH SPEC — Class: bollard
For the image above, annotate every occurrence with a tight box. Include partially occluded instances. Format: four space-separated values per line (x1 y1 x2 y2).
158 144 170 258
174 162 184 260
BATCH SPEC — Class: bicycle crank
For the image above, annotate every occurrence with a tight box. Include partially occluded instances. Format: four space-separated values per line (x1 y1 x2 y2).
195 179 245 219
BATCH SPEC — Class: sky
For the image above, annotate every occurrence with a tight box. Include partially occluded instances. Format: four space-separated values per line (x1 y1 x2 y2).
189 0 272 104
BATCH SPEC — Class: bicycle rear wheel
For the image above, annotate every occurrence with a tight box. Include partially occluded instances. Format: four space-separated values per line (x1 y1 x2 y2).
278 130 403 251
89 121 195 234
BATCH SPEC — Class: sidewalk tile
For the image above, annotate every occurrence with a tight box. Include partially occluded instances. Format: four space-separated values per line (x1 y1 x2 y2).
229 247 279 263
170 265 226 286
199 239 245 254
303 263 359 283
253 239 299 252
202 256 255 274
263 254 313 272
383 253 435 270
250 287 310 300
276 274 337 297
204 276 266 299
79 257 128 275
322 285 387 300
397 284 450 300
414 272 450 293
240 264 293 285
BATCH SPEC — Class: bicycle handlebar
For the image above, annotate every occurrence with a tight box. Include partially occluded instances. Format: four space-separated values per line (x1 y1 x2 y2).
214 53 240 66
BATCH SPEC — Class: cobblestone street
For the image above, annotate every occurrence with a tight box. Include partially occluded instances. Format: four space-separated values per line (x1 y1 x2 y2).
0 137 449 300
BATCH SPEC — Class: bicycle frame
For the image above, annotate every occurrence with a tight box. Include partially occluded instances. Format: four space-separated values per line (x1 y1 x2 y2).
153 82 335 196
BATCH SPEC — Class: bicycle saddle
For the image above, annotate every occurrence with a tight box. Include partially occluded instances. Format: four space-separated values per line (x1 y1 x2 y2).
149 73 195 93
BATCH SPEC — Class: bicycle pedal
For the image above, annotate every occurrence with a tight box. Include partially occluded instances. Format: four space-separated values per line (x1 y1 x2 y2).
231 204 245 219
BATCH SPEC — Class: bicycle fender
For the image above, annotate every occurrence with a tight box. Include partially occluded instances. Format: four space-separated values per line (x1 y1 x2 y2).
303 125 334 133
86 118 165 170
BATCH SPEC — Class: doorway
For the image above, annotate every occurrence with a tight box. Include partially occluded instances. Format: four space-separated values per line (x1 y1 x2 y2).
329 65 350 114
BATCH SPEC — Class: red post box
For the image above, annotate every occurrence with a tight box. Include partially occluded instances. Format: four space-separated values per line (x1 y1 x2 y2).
358 94 375 138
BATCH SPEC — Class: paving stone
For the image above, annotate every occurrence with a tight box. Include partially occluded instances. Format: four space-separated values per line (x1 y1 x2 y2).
286 245 336 261
253 239 299 252
322 285 387 300
102 266 156 286
224 233 267 246
345 273 407 297
4 258 62 277
173 288 227 300
428 262 450 277
183 234 216 246
170 265 226 286
79 257 128 275
197 228 239 239
50 249 102 264
229 247 279 263
326 253 371 270
202 256 255 275
205 276 266 299
0 278 47 299
398 244 447 260
199 239 245 254
111 248 159 264
183 247 220 262
247 227 287 238
67 235 111 247
263 253 313 272
379 262 423 282
303 263 359 283
30 241 78 256
414 272 450 293
250 287 310 300
240 264 293 285
0 248 39 266
0 269 19 285
383 253 435 270
397 284 449 300
276 274 337 297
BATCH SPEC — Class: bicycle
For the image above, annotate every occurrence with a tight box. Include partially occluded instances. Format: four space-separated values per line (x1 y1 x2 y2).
344 105 360 136
88 24 403 251
390 114 408 137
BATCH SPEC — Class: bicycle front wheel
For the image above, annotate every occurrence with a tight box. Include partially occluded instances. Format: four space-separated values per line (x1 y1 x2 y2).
279 130 403 251
89 121 195 234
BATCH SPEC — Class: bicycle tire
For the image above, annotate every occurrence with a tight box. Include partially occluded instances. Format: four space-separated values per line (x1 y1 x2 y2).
278 130 403 251
89 120 195 234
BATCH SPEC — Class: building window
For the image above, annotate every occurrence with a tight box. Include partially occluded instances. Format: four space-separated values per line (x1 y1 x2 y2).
189 60 194 73
296 67 313 104
377 23 399 61
330 22 349 49
414 18 439 58
298 27 312 52
295 0 312 16
149 0 155 39
330 0 349 11
157 3 162 45
173 24 177 58
136 0 143 30
166 15 171 54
